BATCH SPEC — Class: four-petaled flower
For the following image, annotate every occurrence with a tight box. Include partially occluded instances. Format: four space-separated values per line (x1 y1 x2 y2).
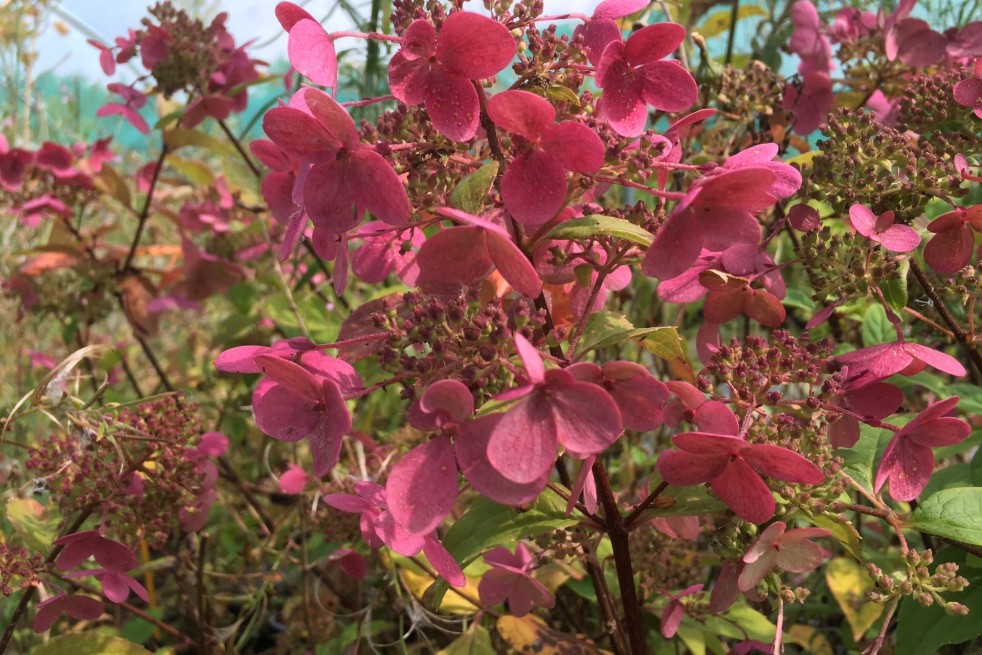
875 396 971 501
595 23 698 137
478 544 556 617
738 521 831 591
658 405 824 523
276 2 338 89
487 90 605 226
923 206 982 275
388 12 515 141
660 584 703 638
848 204 920 253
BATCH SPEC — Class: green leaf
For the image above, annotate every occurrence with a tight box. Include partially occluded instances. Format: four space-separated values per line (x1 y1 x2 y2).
895 549 982 655
697 4 768 38
782 288 815 312
30 634 151 655
839 424 894 492
545 215 653 247
878 259 909 313
169 156 216 186
908 488 982 546
806 514 863 560
437 625 496 655
949 384 982 416
163 128 237 157
544 85 580 107
450 161 498 214
862 304 892 346
5 498 58 555
572 311 635 358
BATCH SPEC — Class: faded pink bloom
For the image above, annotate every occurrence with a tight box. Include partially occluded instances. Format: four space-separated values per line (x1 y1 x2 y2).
53 531 136 572
834 340 967 388
326 547 367 580
661 584 703 638
277 2 337 89
251 354 353 477
87 38 117 75
828 7 877 44
406 379 474 432
787 1 832 74
596 22 698 137
658 405 824 523
324 481 465 586
828 382 904 448
573 0 651 66
63 569 149 604
488 90 604 225
262 87 410 239
884 0 946 67
478 544 555 617
32 594 103 633
388 12 515 141
97 83 149 134
924 206 982 274
386 434 458 534
351 222 423 286
848 204 920 252
476 334 622 487
0 136 34 191
699 270 786 328
738 521 830 591
566 360 669 432
416 207 542 298
783 72 835 135
875 397 971 501
643 143 801 280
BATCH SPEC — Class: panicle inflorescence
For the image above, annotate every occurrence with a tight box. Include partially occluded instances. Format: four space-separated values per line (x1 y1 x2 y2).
804 108 963 222
0 543 42 596
866 548 971 615
799 225 899 306
372 287 547 401
716 62 784 121
897 67 977 152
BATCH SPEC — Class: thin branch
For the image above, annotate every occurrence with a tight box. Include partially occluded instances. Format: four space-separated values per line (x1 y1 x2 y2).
123 144 169 271
909 259 982 375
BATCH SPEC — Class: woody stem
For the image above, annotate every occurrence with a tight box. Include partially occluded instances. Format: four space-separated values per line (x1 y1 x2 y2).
909 259 982 376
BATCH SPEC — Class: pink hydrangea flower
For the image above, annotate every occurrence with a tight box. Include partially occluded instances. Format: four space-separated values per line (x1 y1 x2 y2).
566 360 669 432
783 71 835 135
32 594 103 633
487 90 604 225
388 12 515 141
737 521 830 591
699 270 786 327
324 481 465 586
787 1 832 74
875 397 971 501
52 531 137 572
828 381 904 448
351 222 423 286
416 207 542 298
63 569 149 604
96 83 149 134
658 405 824 523
848 204 920 253
834 340 967 388
923 206 982 274
595 22 698 137
478 544 555 617
954 59 982 119
573 0 651 66
278 463 308 495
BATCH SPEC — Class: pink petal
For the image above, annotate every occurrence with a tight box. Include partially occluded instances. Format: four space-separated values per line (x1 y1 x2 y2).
846 382 904 419
710 457 776 523
774 539 825 573
880 441 934 501
436 11 515 80
603 361 668 432
401 19 436 59
302 88 360 149
263 106 339 158
658 449 728 485
738 551 777 591
596 43 648 137
848 204 877 237
349 149 411 225
96 103 150 134
642 210 703 280
100 570 134 603
252 379 323 442
514 576 556 615
422 536 466 587
540 121 605 174
254 354 321 400
486 395 559 484
624 23 686 65
924 225 974 275
487 90 554 140
417 226 494 292
567 455 598 515
457 415 550 505
275 2 316 31
500 149 568 226
424 68 481 142
214 345 269 373
33 595 103 633
691 168 781 211
279 464 308 494
386 435 458 535
419 379 475 424
660 598 686 638
322 493 372 513
693 401 739 435
198 432 229 457
639 60 699 113
479 568 518 605
905 417 971 448
303 160 362 233
576 19 623 66
375 511 426 556
876 224 920 252
548 379 623 456
388 52 430 105
703 288 747 324
904 343 968 377
514 334 545 384
594 0 650 19
289 20 338 88
896 24 946 67
743 444 825 484
485 229 543 297
745 289 787 327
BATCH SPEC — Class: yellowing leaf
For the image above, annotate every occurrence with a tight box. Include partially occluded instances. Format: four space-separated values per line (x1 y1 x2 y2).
437 625 496 655
697 4 767 39
169 156 215 187
394 555 482 615
29 633 151 655
94 164 132 208
825 557 885 640
5 498 58 555
785 150 821 169
805 514 863 560
639 327 694 382
496 615 612 654
788 624 833 655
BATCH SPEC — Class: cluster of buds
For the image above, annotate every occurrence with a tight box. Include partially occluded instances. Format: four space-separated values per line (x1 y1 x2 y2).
805 108 963 222
897 67 979 150
799 225 900 305
716 61 785 122
867 549 970 615
1 544 42 597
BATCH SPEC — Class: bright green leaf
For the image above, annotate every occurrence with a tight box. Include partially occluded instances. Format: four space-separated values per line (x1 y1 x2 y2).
572 311 635 358
862 304 892 346
544 85 580 107
545 215 653 247
879 259 909 313
450 161 498 214
908 488 982 546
